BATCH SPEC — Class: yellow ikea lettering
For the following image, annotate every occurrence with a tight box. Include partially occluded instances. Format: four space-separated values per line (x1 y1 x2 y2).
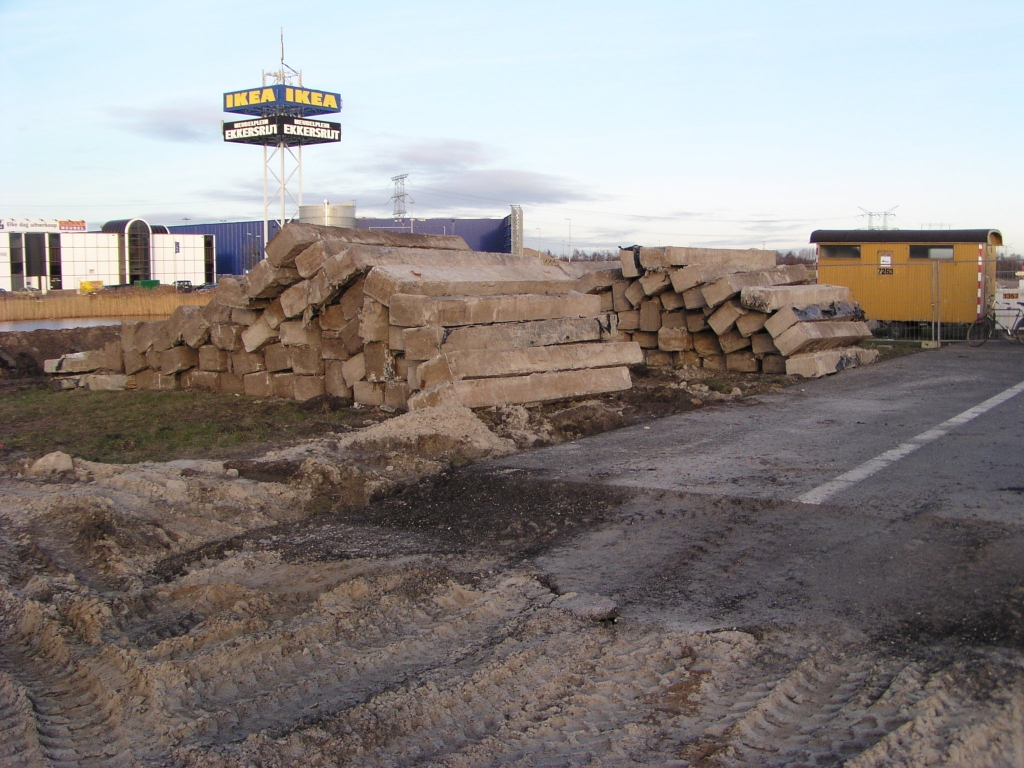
323 94 338 109
261 88 275 103
311 91 323 106
285 88 294 101
224 94 234 108
248 90 261 104
298 90 312 104
234 92 248 106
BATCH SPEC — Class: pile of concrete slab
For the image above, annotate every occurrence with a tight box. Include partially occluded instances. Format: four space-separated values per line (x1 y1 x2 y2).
45 225 640 408
617 246 877 376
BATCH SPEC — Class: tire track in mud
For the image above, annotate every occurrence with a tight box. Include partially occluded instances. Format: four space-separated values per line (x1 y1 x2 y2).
0 597 134 767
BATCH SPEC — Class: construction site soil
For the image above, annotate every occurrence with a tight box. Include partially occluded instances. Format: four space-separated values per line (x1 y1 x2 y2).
2 329 1020 767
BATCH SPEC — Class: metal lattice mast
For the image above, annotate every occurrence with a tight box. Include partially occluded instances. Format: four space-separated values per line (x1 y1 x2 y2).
262 31 303 250
390 174 412 220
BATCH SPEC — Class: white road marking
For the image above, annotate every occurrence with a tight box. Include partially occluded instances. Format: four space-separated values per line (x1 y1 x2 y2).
797 378 1024 505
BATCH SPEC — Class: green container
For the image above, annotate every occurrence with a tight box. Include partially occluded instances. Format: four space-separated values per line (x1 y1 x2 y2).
134 279 160 289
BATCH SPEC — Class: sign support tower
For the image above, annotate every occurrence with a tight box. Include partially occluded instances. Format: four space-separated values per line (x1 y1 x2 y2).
222 31 342 258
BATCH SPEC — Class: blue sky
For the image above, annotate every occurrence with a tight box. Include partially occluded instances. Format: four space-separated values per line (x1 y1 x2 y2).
1 0 1021 253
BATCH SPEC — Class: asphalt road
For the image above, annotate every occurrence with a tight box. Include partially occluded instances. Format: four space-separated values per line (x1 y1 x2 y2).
482 343 1024 637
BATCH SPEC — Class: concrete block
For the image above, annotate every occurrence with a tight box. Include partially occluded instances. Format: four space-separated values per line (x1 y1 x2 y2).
231 307 260 326
416 341 643 390
774 321 873 358
639 270 671 296
325 360 353 398
683 286 707 310
363 263 579 305
390 292 603 328
692 331 723 357
214 276 251 309
624 280 646 308
264 343 292 372
160 346 199 374
674 350 702 367
632 331 659 349
353 380 385 406
408 366 633 410
702 265 810 308
359 297 390 342
638 297 663 332
617 310 640 331
145 349 162 370
660 291 686 311
619 247 641 278
364 341 394 382
231 350 266 376
243 371 272 396
726 350 759 373
81 373 130 391
262 298 287 330
136 370 179 390
708 299 748 336
394 355 409 380
612 280 631 312
321 338 351 361
751 333 780 357
279 279 311 319
181 312 211 349
686 310 709 333
642 246 776 270
786 346 879 378
220 372 245 394
661 311 686 329
201 299 234 325
265 222 323 268
130 321 158 353
657 327 693 352
294 375 326 401
338 276 366 321
210 323 243 351
123 349 148 375
199 345 230 372
761 354 787 374
702 354 726 370
718 329 752 354
241 315 280 353
600 291 614 311
388 325 407 350
279 319 322 347
271 372 295 399
339 316 363 355
736 310 769 337
384 380 411 411
741 285 854 314
644 349 673 367
120 321 141 353
246 258 301 300
51 375 82 390
342 353 366 388
763 300 866 338
294 240 331 277
290 345 325 376
182 369 220 392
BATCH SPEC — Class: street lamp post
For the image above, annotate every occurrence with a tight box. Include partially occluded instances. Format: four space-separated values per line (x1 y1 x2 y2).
565 218 572 261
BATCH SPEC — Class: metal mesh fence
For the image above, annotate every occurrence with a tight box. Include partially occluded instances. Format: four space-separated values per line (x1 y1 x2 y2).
816 259 998 343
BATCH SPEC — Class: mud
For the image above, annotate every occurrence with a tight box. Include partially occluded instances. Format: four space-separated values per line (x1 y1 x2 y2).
2 387 1024 766
0 326 120 381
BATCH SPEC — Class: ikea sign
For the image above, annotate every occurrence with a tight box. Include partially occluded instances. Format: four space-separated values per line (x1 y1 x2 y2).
223 85 342 117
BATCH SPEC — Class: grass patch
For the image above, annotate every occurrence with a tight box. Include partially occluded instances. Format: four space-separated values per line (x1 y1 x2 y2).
0 388 373 464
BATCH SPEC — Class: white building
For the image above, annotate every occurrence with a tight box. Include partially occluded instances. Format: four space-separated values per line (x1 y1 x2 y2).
0 217 213 293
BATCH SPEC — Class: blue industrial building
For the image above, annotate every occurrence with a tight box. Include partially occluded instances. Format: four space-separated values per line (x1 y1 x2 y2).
167 214 515 277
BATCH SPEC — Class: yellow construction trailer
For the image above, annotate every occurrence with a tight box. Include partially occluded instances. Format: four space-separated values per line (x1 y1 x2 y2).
811 229 1002 336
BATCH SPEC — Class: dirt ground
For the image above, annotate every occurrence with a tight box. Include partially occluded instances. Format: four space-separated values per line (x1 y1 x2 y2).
7 330 1017 767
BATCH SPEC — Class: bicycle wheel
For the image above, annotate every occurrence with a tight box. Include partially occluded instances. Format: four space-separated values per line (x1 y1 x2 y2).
967 316 992 347
1013 317 1024 345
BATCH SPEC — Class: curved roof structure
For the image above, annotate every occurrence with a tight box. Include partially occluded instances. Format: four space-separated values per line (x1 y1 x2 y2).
810 229 1002 245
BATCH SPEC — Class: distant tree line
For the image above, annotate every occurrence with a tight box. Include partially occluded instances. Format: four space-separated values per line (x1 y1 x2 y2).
548 249 620 262
776 248 817 265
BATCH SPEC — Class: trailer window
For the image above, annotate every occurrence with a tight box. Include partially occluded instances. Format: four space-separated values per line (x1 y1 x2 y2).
819 245 861 259
910 245 954 259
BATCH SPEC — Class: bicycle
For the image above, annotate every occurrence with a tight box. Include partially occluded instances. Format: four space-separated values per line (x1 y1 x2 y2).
966 302 1024 346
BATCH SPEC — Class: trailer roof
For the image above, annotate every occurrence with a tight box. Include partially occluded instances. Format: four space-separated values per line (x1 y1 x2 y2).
810 229 1002 245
